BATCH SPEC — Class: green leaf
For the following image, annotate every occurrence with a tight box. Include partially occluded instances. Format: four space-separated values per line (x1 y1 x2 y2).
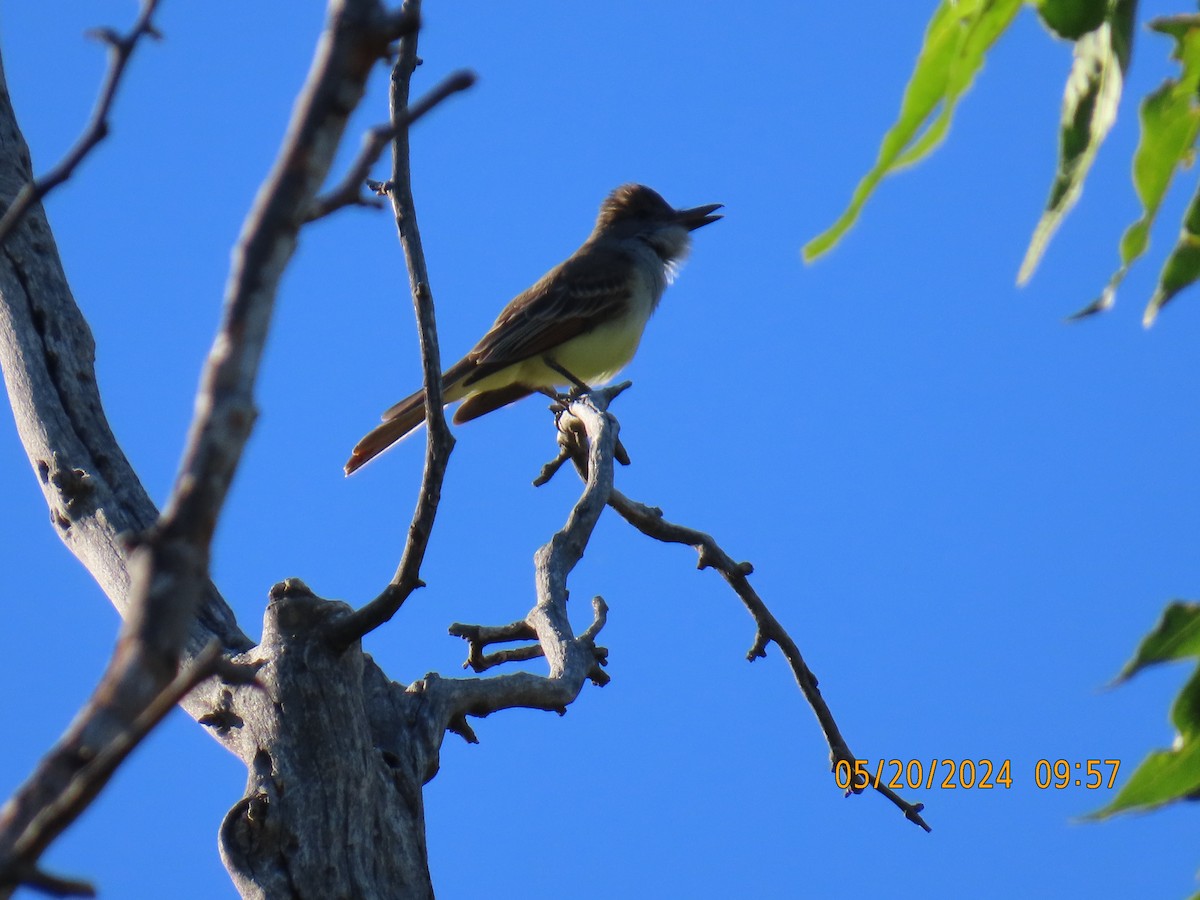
1080 14 1200 321
803 0 1022 262
1036 0 1109 40
1090 730 1200 817
1172 663 1200 741
1092 600 1200 818
1145 185 1200 325
1114 601 1200 682
1018 0 1136 285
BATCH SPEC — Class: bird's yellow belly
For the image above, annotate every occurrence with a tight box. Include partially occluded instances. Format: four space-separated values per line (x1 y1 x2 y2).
470 311 649 394
539 314 645 383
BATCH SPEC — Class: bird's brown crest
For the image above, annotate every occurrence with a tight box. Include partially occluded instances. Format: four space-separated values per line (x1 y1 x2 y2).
594 184 673 229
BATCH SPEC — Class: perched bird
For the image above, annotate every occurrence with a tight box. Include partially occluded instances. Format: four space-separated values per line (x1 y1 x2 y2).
345 183 722 474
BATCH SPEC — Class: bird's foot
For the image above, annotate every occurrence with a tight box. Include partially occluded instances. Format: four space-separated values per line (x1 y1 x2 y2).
544 356 593 396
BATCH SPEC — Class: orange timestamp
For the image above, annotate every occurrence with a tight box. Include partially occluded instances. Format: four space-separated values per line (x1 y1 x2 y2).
833 758 1121 791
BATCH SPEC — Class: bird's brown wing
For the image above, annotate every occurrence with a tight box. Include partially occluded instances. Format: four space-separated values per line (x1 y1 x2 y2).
461 242 633 386
452 383 536 424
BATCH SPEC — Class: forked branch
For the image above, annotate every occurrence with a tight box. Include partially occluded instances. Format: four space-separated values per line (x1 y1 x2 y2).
305 69 475 222
0 0 163 246
328 0 461 648
424 389 626 734
449 598 610 678
530 399 932 832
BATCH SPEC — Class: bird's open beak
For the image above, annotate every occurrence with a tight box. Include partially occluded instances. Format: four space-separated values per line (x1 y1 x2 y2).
675 202 724 231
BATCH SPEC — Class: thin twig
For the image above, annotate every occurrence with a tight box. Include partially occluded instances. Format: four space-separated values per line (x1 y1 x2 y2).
448 619 537 671
0 0 163 246
305 69 475 222
328 0 459 648
448 614 608 675
15 864 96 898
603 489 931 832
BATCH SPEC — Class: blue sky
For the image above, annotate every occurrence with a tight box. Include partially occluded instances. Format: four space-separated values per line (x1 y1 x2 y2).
2 1 1199 897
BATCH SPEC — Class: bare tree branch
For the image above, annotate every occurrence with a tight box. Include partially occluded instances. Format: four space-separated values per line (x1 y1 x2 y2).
604 491 930 831
164 3 406 551
495 392 932 832
422 389 625 732
448 619 539 671
0 646 259 896
448 602 610 677
12 865 95 899
328 0 458 647
0 0 163 247
305 69 475 222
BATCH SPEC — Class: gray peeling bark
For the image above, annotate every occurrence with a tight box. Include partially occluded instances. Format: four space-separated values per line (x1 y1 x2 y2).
218 584 438 899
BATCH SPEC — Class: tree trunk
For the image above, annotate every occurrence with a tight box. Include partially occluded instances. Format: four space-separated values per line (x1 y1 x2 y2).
219 582 435 899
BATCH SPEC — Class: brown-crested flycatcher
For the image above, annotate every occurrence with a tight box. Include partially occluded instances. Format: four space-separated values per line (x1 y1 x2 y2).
345 183 722 474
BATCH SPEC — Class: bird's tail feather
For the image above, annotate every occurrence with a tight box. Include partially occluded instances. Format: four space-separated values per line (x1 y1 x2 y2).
344 389 427 474
344 366 473 474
